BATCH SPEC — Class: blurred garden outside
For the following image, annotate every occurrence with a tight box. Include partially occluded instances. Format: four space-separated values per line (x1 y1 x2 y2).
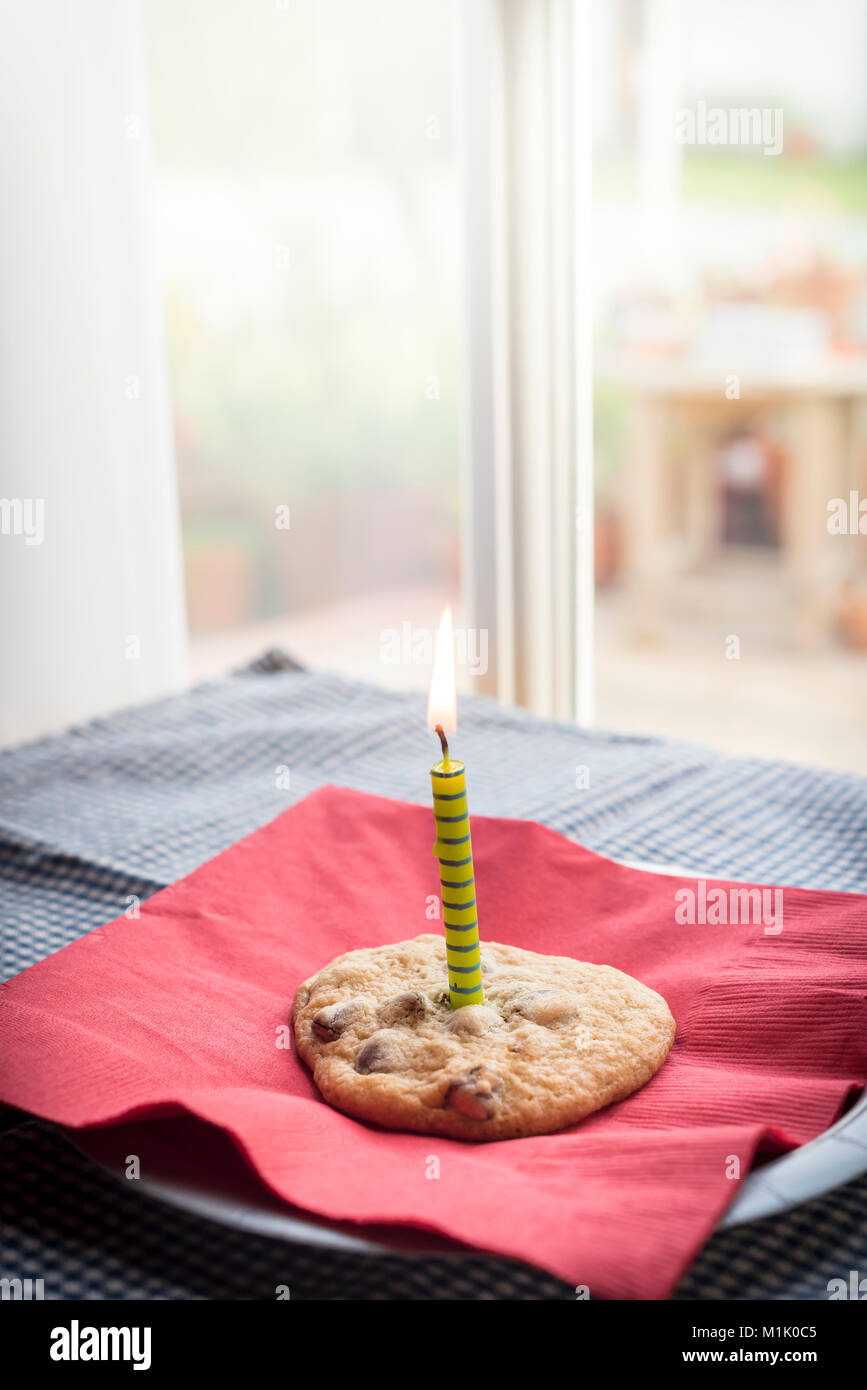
145 0 867 771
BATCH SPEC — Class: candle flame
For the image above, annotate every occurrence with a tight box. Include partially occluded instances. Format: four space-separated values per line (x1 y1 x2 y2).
427 606 456 733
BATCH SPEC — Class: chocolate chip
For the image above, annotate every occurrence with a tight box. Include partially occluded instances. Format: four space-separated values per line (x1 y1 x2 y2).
377 991 426 1028
312 1004 348 1042
355 1031 400 1074
445 1065 502 1120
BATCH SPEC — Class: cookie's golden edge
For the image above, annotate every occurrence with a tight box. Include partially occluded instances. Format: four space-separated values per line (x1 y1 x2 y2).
290 940 676 1143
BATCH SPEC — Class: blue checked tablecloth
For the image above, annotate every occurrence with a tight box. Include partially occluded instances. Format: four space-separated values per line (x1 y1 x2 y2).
1 650 866 1299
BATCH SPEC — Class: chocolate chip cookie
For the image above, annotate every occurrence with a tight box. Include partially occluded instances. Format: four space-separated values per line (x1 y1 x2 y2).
292 934 675 1140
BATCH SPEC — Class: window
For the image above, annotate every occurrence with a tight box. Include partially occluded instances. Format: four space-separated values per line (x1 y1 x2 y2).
146 0 867 772
145 0 462 688
591 0 867 771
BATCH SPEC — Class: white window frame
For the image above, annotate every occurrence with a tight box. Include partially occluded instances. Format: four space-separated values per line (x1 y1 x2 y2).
459 0 594 725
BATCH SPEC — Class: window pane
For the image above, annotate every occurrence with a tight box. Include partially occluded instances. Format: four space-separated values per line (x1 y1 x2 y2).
144 0 461 687
593 0 867 772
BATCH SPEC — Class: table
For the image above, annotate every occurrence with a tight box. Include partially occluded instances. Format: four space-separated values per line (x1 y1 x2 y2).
1 651 866 1298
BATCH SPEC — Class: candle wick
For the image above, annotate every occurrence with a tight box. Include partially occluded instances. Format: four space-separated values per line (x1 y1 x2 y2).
435 724 449 762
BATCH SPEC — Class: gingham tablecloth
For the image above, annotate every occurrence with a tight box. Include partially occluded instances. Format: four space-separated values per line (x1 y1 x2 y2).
1 650 866 1300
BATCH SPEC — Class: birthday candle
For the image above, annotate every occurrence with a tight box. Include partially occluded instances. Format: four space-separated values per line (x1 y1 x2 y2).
428 608 484 1008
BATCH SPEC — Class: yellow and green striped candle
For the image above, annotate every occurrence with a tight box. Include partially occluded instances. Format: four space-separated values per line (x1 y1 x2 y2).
431 725 484 1008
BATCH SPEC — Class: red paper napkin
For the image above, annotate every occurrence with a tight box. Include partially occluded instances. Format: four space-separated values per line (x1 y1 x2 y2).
1 786 865 1298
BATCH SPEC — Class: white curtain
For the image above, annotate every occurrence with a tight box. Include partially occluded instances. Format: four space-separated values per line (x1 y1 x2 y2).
0 0 187 747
